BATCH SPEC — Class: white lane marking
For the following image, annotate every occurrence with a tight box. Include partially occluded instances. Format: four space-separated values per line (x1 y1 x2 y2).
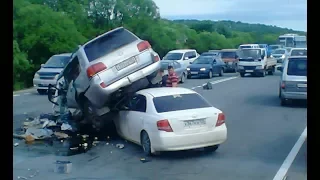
23 93 31 95
273 127 307 180
13 94 20 97
193 76 238 89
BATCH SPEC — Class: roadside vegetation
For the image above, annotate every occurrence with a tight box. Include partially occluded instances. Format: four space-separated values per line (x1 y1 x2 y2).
13 0 305 90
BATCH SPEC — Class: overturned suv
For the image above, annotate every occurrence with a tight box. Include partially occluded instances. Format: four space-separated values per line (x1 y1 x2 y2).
48 27 161 130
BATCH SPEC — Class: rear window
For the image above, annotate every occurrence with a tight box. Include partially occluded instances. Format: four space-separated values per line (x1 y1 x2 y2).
153 93 211 113
84 28 138 62
221 51 236 58
287 58 307 76
240 46 251 49
163 53 183 60
291 50 307 56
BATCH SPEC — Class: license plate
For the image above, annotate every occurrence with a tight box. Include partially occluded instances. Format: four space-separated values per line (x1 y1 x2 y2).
245 70 254 72
184 119 206 127
297 84 307 88
115 57 136 71
191 72 198 74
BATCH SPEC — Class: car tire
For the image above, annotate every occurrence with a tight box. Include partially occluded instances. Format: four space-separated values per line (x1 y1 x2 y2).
219 68 224 76
141 131 152 156
187 75 191 79
268 67 275 75
280 98 287 106
261 70 266 77
180 73 186 83
83 98 102 131
208 70 213 79
240 73 245 77
205 145 219 152
37 89 47 95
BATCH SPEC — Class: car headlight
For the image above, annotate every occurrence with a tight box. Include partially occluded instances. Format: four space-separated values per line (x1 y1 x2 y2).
187 68 190 71
55 74 60 79
34 73 40 79
256 65 263 69
281 55 285 58
200 68 206 71
238 65 244 69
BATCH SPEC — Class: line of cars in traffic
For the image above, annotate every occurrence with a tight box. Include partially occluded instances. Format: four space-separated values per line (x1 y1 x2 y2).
30 27 305 155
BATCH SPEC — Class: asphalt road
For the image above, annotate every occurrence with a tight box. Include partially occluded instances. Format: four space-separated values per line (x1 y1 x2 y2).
13 72 307 180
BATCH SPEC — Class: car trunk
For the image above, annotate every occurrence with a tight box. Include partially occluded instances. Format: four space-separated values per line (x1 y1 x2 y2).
159 108 218 135
284 78 307 93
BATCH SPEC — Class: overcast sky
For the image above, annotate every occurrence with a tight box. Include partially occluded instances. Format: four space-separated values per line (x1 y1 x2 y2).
152 0 307 31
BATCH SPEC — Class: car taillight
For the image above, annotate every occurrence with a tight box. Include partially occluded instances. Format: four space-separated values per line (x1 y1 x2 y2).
281 82 285 89
153 55 160 62
137 41 151 52
157 119 173 132
215 113 225 127
86 62 107 78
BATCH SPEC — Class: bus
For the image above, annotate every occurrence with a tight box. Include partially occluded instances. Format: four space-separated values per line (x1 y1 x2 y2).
278 34 306 48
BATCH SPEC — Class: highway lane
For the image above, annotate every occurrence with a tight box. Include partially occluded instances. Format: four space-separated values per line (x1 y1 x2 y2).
13 72 307 180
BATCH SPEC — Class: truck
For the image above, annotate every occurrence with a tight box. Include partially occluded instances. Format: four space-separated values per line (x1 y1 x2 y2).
237 48 277 77
278 34 306 48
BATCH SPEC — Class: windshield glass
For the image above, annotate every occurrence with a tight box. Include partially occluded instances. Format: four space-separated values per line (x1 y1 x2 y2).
287 58 307 76
201 52 218 56
240 46 252 49
269 45 280 50
153 93 211 113
221 51 236 58
259 45 266 48
291 50 307 56
192 57 213 64
163 53 183 60
273 49 285 54
43 55 71 68
286 37 294 47
238 49 261 59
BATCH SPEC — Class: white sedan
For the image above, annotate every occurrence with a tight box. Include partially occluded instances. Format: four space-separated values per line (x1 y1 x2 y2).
113 87 227 156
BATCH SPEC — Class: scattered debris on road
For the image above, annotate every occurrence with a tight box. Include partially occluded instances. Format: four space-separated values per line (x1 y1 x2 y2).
116 143 124 149
140 157 151 163
14 142 19 147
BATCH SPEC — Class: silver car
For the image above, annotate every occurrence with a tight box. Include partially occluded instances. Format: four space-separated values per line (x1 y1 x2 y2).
289 48 307 56
271 48 289 65
278 56 307 106
60 27 160 118
160 60 187 83
33 53 71 94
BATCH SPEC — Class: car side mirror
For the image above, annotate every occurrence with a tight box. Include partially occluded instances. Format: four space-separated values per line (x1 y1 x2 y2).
189 62 192 64
213 60 217 64
184 57 189 60
261 55 265 59
277 66 283 72
121 105 129 110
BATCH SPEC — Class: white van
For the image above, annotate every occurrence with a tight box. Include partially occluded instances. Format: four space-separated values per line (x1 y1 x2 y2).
238 44 260 49
162 49 199 68
277 56 307 106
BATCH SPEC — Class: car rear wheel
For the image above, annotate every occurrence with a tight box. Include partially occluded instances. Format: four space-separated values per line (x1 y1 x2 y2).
208 71 213 79
187 75 191 79
219 68 224 76
37 89 47 95
180 73 186 83
280 98 287 106
240 73 245 77
205 145 219 152
141 131 152 156
83 98 102 131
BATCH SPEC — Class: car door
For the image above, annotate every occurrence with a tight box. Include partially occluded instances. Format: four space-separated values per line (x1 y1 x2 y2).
188 51 197 63
127 94 147 143
64 55 81 108
182 52 191 68
212 58 220 74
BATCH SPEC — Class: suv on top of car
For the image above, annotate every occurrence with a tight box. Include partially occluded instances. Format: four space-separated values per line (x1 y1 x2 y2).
55 27 161 124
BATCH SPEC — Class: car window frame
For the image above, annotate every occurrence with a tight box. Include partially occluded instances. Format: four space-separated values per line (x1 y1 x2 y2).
126 94 147 112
